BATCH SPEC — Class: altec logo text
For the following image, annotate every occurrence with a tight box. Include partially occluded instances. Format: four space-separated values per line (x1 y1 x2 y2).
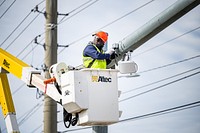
3 59 10 69
92 75 112 83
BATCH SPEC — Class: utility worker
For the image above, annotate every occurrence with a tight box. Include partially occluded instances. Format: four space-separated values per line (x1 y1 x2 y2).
83 31 115 69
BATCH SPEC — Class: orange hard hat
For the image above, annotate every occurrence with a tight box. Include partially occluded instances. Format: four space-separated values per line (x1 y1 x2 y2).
93 31 108 43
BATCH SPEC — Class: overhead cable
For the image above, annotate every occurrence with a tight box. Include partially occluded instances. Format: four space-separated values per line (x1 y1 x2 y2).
4 7 45 50
120 70 200 102
58 0 93 24
18 0 99 66
37 0 45 6
12 83 25 95
133 26 200 58
60 100 200 132
0 0 45 47
17 0 155 67
0 0 6 7
30 124 42 133
58 0 100 25
122 66 200 94
18 102 43 126
0 11 33 47
138 54 200 74
119 100 200 123
0 0 16 19
58 0 155 54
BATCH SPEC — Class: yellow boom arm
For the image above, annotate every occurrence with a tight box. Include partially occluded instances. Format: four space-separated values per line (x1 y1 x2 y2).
0 48 61 132
0 48 28 133
0 48 29 78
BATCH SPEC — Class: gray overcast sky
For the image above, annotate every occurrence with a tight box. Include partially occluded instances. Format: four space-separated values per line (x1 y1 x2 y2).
0 0 200 133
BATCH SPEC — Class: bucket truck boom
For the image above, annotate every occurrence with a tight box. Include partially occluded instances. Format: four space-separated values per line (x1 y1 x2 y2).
0 48 120 132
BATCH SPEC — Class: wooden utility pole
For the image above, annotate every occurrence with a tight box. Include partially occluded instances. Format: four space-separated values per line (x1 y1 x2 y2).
44 0 57 133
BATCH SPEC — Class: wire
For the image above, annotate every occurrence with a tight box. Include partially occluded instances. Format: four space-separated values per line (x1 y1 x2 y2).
58 0 100 25
18 102 43 126
97 0 155 30
120 70 200 102
119 100 200 123
12 83 25 95
132 26 200 58
122 66 200 94
0 11 33 47
58 0 93 24
4 7 45 50
58 0 155 54
0 0 16 19
0 0 6 8
30 124 42 133
21 36 44 61
1 100 43 132
60 100 200 132
138 54 200 74
19 0 155 67
0 0 45 50
18 0 97 66
37 0 45 6
61 100 200 132
16 38 35 58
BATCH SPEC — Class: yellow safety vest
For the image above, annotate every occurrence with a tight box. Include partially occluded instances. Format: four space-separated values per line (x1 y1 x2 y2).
83 44 107 69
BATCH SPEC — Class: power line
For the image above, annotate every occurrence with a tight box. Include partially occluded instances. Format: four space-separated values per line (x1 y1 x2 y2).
58 24 200 70
1 101 43 132
4 7 45 50
17 98 56 129
12 83 25 95
132 25 200 58
16 38 35 58
60 100 200 132
0 11 33 47
58 0 100 25
0 0 6 8
58 0 93 24
120 70 200 102
0 0 45 48
11 56 200 114
58 0 155 54
37 0 45 6
16 34 45 59
0 0 16 19
21 36 45 61
119 100 200 123
18 102 43 126
17 0 98 66
16 0 155 68
122 66 200 94
30 124 42 133
138 54 200 74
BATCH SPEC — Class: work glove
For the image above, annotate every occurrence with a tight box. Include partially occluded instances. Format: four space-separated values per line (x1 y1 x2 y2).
110 52 116 59
106 48 117 59
111 51 119 60
106 49 115 55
